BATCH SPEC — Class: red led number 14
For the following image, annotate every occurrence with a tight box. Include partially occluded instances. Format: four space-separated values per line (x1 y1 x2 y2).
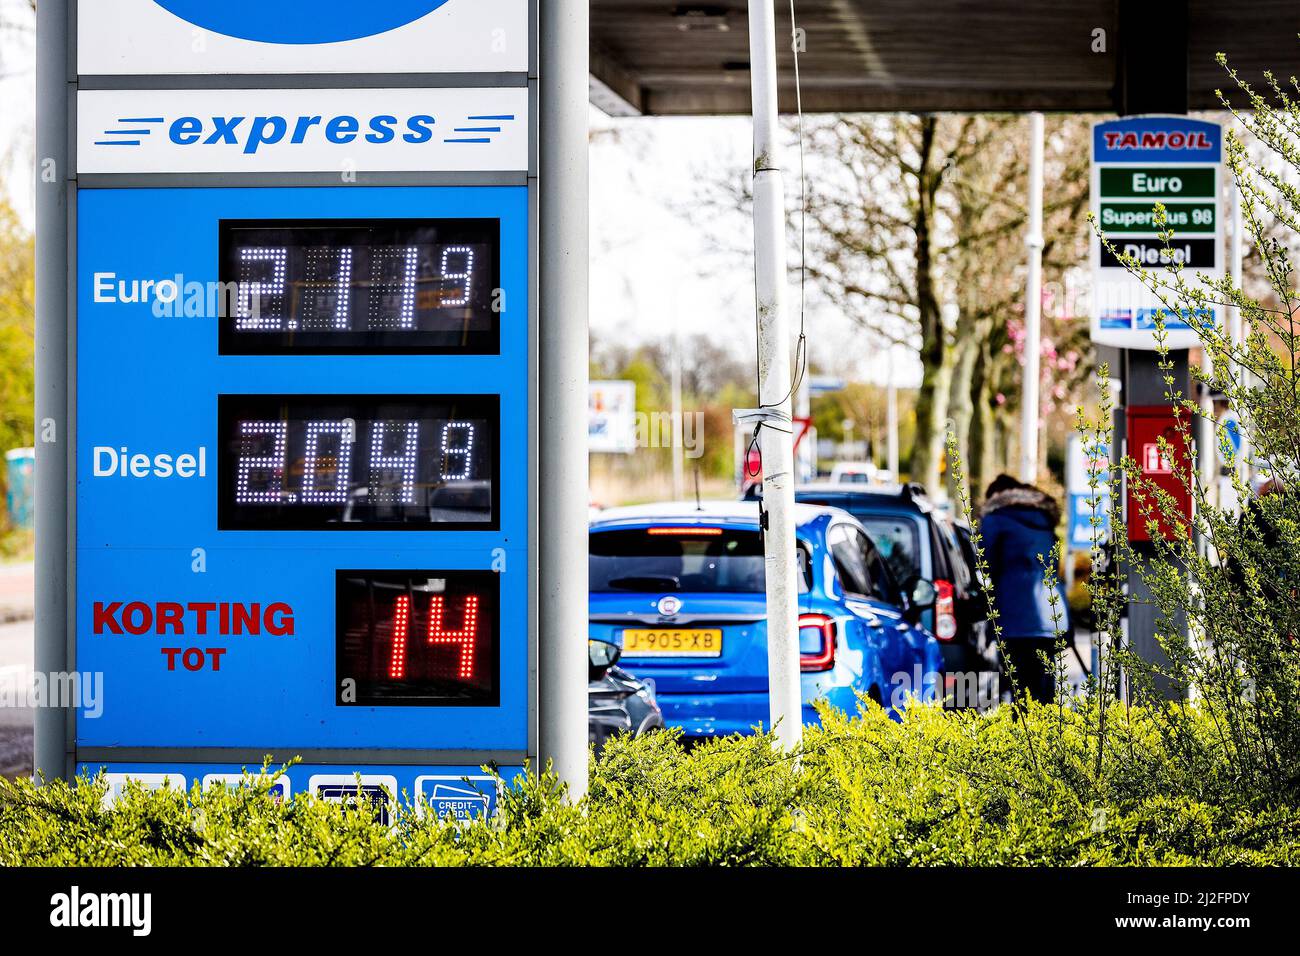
388 593 480 681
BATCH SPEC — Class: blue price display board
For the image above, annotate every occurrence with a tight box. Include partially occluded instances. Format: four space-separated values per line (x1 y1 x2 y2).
75 186 529 755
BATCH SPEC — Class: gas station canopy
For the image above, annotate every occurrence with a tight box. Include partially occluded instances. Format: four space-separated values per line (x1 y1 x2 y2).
589 1 1300 116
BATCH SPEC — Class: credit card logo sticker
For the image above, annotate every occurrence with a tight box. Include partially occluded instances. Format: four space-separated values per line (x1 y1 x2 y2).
415 775 498 821
152 0 454 45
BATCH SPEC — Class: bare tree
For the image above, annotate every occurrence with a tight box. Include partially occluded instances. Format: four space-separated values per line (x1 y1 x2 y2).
705 112 1094 493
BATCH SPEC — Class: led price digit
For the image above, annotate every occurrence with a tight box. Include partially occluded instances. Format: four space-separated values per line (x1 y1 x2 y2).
369 420 420 504
300 420 354 504
370 246 419 330
235 247 287 330
439 421 475 482
234 420 287 503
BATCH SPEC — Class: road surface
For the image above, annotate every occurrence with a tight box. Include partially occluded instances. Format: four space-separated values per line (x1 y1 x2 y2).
0 619 33 778
0 562 33 778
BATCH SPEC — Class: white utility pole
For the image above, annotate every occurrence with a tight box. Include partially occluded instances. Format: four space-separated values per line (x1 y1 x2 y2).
538 0 590 800
1019 112 1045 485
747 0 802 752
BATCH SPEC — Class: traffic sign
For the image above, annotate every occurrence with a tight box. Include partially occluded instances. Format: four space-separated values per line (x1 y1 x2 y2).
1068 493 1112 551
1090 116 1224 349
1065 434 1111 550
1220 411 1244 462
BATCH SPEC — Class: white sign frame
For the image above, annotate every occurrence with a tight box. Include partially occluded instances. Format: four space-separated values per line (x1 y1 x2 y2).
78 0 529 76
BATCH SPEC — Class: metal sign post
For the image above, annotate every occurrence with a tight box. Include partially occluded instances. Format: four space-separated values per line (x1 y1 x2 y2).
1091 115 1220 700
33 0 582 810
1019 112 1045 485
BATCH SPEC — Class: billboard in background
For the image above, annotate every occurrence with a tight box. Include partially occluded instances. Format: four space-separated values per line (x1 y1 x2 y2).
589 381 637 453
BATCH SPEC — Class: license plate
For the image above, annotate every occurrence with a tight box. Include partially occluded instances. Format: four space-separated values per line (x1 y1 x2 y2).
622 628 723 657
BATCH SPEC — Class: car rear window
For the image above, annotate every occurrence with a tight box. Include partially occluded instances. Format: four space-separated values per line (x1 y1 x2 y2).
858 516 922 584
589 527 809 593
935 517 975 592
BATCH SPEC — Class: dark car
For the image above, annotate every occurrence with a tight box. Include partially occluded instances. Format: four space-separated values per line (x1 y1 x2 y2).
588 639 664 754
793 483 994 694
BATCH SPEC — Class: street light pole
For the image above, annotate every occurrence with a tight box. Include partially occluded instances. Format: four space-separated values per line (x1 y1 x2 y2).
747 0 802 751
671 323 685 500
34 0 70 782
1020 112 1045 485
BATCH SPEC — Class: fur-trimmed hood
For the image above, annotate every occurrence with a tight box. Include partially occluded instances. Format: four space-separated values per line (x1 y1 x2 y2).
980 486 1060 526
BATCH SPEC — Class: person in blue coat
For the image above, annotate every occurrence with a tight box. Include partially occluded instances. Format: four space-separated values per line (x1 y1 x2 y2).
979 474 1068 703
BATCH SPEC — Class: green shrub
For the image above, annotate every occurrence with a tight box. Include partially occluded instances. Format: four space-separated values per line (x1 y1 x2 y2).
3 699 1296 866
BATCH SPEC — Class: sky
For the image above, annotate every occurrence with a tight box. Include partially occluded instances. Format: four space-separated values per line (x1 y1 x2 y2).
0 0 920 387
588 109 922 388
0 0 34 222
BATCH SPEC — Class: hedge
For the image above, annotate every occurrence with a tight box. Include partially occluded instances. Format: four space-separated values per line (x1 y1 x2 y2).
2 698 1296 866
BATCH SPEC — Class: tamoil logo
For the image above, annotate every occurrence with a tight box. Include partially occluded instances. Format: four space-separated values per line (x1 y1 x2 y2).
153 0 453 45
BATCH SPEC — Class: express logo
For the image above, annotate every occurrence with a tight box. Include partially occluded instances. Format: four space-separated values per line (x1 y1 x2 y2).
152 0 453 45
94 110 517 153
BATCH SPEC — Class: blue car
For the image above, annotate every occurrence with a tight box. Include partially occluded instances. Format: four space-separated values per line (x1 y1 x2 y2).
588 501 943 739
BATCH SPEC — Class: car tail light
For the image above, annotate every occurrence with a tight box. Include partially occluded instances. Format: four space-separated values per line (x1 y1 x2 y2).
935 579 958 641
798 613 836 672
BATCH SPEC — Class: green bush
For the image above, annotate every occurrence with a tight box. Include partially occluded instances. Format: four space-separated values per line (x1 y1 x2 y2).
3 699 1296 866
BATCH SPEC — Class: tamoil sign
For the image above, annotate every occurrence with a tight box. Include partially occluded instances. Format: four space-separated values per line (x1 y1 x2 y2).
59 0 535 794
1090 116 1223 350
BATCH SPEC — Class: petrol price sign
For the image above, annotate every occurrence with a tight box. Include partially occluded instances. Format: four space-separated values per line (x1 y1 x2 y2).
43 0 537 801
1090 116 1224 349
